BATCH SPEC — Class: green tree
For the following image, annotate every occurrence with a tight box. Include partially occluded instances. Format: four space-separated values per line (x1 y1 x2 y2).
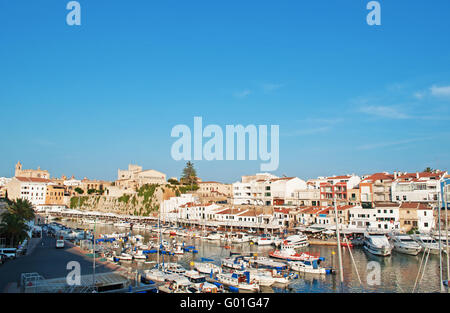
181 161 198 190
0 210 30 247
424 167 433 173
74 187 84 194
9 199 35 222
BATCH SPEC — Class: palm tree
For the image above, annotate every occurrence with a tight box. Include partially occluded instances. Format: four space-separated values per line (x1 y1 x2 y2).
9 199 35 222
0 211 30 247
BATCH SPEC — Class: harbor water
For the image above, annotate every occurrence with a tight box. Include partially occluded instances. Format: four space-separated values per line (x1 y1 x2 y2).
62 220 448 293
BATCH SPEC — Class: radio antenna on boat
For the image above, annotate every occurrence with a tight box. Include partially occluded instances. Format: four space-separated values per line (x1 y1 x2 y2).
333 195 344 292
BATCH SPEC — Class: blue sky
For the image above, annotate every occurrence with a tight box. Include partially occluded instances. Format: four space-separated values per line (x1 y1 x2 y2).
0 0 449 183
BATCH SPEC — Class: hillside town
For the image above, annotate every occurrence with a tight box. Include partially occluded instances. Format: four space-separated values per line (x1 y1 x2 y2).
1 161 449 235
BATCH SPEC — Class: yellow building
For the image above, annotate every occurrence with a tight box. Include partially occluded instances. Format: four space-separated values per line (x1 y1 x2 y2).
45 185 66 205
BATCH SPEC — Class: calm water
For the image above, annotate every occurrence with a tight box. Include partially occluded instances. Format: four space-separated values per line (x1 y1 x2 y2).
62 220 448 293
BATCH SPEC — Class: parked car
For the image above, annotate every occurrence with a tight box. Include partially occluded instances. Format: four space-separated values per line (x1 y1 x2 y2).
56 240 65 249
0 248 17 260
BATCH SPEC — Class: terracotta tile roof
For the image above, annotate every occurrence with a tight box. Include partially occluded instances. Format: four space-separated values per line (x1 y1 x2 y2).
237 210 257 217
399 202 432 210
326 175 351 180
15 177 51 183
337 205 354 210
362 173 394 182
270 177 296 182
274 208 290 214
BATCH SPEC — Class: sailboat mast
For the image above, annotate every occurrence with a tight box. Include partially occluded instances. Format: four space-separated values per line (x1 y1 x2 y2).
333 195 344 291
438 187 445 292
445 183 449 287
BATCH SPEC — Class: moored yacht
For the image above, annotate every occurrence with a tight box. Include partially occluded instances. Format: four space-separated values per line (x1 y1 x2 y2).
390 233 422 255
413 234 441 255
276 233 309 248
363 233 392 256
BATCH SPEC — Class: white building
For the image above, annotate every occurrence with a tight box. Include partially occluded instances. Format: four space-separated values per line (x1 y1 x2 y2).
6 177 51 206
232 174 307 206
417 207 434 232
392 171 446 205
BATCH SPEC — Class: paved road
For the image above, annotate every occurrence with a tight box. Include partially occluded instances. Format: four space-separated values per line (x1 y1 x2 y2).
0 234 114 292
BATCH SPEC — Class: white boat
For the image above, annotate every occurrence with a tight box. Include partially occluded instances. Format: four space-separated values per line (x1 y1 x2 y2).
288 260 331 275
172 243 184 255
390 233 422 255
158 274 198 293
206 232 222 241
246 256 288 270
183 270 222 292
413 234 441 255
269 242 321 261
235 269 275 286
363 233 392 256
194 262 222 275
221 256 246 270
254 233 276 246
433 234 450 250
118 253 133 261
276 234 309 248
114 221 131 228
132 250 147 260
143 268 166 282
161 262 187 275
231 233 252 244
216 272 260 292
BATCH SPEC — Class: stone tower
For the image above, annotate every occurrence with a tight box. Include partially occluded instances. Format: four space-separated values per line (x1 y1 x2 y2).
15 161 22 177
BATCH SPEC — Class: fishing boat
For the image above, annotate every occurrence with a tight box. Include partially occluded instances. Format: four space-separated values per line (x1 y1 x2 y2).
216 272 260 292
288 260 332 275
194 262 222 275
390 233 422 255
413 234 441 255
363 233 392 256
269 242 321 261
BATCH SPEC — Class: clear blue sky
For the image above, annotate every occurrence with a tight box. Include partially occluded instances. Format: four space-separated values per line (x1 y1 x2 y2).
1 0 449 183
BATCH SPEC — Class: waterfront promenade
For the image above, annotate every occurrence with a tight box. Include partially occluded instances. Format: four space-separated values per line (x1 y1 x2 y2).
0 234 117 293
